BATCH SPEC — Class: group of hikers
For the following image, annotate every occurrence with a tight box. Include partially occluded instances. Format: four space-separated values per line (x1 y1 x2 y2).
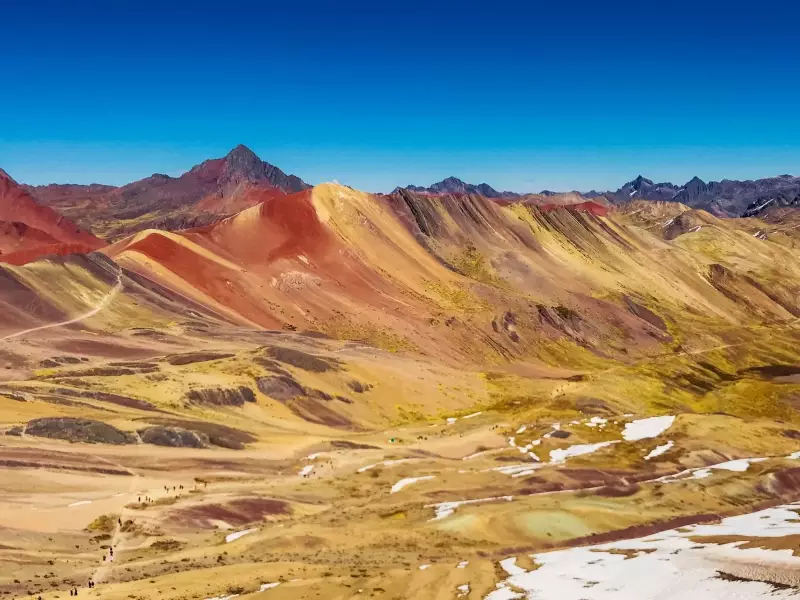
138 484 186 505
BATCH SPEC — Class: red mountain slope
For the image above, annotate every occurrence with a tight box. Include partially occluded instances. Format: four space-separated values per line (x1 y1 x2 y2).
0 169 104 263
25 145 310 240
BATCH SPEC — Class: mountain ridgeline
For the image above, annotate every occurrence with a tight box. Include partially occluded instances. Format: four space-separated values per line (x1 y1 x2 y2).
603 174 800 217
402 173 800 218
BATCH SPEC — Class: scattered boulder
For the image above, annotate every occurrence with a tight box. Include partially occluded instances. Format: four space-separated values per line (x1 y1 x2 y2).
186 386 256 406
138 426 208 448
347 380 372 394
25 417 136 445
5 426 23 436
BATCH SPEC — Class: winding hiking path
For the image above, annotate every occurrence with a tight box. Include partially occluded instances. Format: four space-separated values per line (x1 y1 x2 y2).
90 456 141 585
0 272 122 341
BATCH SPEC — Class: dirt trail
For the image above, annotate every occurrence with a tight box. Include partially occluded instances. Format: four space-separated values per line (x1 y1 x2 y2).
90 456 139 585
0 271 122 341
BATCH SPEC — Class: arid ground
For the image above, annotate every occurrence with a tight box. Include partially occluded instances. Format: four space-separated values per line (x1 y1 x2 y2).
2 157 800 599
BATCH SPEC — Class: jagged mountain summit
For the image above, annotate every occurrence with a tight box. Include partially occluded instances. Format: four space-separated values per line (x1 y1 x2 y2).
396 176 520 199
22 145 310 239
605 173 800 217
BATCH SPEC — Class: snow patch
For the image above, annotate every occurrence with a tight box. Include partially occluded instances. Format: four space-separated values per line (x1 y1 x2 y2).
225 528 257 543
426 496 513 521
622 415 675 441
390 475 435 493
488 501 800 600
644 440 674 460
549 441 619 464
298 465 314 477
357 458 412 473
259 582 281 591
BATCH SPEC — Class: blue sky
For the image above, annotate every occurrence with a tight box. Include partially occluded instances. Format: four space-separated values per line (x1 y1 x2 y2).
1 0 799 193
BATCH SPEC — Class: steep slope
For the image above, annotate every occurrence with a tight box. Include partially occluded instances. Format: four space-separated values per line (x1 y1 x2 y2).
97 183 800 372
25 145 310 240
2 181 800 600
0 169 105 264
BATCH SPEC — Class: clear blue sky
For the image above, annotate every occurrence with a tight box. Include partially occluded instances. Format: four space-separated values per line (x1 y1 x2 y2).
2 0 799 193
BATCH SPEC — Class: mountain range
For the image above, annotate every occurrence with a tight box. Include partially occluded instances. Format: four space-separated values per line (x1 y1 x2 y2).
404 173 800 218
602 174 800 217
2 145 799 266
395 176 520 199
22 144 309 240
2 145 800 600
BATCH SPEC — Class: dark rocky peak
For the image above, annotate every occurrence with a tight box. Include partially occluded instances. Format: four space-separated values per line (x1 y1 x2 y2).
679 176 708 199
430 176 468 194
401 176 518 198
213 145 309 193
630 175 654 189
223 144 263 178
474 182 503 197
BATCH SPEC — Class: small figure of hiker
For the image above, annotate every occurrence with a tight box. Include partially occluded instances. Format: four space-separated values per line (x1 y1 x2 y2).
118 517 122 526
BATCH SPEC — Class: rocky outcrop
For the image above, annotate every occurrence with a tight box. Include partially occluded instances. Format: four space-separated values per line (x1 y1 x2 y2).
185 386 256 407
25 417 136 445
256 376 305 401
347 380 372 393
256 375 357 429
138 426 208 448
165 351 235 366
140 418 256 450
260 346 341 373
